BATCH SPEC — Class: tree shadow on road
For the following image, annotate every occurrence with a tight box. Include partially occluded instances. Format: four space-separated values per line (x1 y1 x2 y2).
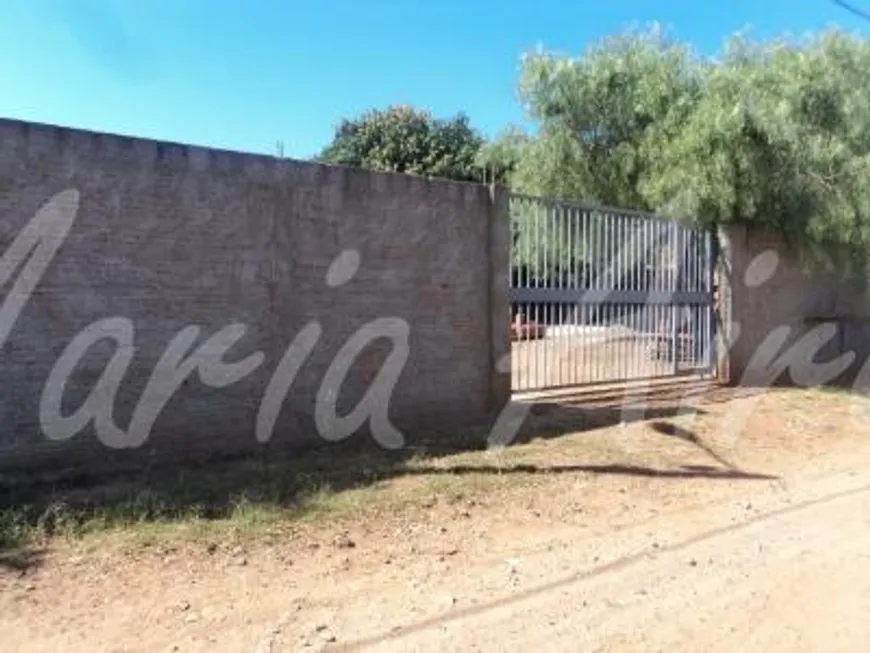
648 420 740 471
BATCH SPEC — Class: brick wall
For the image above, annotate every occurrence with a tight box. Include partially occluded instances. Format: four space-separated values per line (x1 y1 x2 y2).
721 224 870 388
0 118 510 474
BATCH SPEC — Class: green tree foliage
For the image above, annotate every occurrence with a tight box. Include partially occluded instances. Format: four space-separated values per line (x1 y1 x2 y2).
491 26 704 281
650 31 870 268
491 25 870 270
508 25 702 209
474 126 531 185
317 105 486 182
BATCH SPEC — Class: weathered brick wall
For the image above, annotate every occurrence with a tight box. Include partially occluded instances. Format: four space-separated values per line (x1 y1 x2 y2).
0 118 510 474
721 224 870 388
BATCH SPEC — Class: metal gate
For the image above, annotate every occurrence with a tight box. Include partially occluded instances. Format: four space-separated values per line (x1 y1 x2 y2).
509 193 718 392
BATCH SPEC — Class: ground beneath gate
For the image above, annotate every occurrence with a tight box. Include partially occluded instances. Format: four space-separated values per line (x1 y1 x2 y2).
2 386 869 652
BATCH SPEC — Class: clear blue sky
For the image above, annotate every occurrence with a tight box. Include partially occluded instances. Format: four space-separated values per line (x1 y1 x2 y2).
0 0 866 159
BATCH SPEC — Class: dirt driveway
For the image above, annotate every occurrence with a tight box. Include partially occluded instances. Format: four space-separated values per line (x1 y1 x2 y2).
2 386 870 652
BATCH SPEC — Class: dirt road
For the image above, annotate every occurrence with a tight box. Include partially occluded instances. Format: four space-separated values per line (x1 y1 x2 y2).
3 389 870 652
352 472 870 653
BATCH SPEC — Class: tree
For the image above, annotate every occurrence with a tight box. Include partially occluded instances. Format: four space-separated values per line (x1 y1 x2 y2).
475 126 531 185
317 105 486 182
648 30 870 270
507 25 703 208
499 25 870 271
493 26 705 285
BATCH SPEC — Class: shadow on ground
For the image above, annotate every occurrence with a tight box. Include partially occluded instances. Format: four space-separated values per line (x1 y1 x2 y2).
403 462 776 481
0 380 773 570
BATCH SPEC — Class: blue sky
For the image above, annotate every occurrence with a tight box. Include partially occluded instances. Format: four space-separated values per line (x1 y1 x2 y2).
0 0 866 159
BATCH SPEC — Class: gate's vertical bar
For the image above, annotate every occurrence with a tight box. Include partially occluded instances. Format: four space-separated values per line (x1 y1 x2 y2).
617 213 623 380
532 199 539 389
699 229 706 368
511 197 516 390
555 202 562 387
595 212 612 381
509 196 526 390
566 203 573 386
631 216 639 378
626 217 632 379
609 211 616 383
508 197 518 390
517 197 523 390
545 201 552 388
509 196 515 390
592 210 599 384
539 198 545 389
534 198 540 390
544 203 559 387
561 203 569 387
595 208 601 384
669 221 678 375
694 229 700 367
517 198 524 390
554 203 560 386
523 200 538 389
569 205 575 385
686 228 693 367
535 198 540 389
588 209 595 383
575 205 582 385
628 215 634 378
642 216 649 377
511 197 517 390
680 225 687 368
633 218 639 378
553 203 559 387
609 211 617 383
514 197 521 390
639 218 647 377
690 228 696 367
580 209 586 385
617 212 626 380
696 229 702 367
584 208 591 384
692 229 707 370
515 198 521 391
683 228 699 369
565 205 571 386
553 203 565 386
509 197 514 389
646 217 654 377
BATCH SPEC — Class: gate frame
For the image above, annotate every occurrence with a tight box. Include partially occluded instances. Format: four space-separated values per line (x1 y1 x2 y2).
508 192 720 392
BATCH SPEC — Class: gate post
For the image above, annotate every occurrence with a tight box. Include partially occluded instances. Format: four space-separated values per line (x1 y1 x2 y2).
488 183 512 414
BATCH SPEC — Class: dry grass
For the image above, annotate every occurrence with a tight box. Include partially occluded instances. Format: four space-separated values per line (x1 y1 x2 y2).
2 385 868 559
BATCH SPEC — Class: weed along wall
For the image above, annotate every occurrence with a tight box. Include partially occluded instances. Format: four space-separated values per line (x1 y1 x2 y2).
0 118 511 475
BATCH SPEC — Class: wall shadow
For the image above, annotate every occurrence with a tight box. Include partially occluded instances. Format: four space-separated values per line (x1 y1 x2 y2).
0 381 774 569
400 462 776 481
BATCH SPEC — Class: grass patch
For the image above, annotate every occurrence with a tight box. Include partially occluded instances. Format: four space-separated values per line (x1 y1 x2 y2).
0 431 495 551
0 426 611 554
4 385 806 555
